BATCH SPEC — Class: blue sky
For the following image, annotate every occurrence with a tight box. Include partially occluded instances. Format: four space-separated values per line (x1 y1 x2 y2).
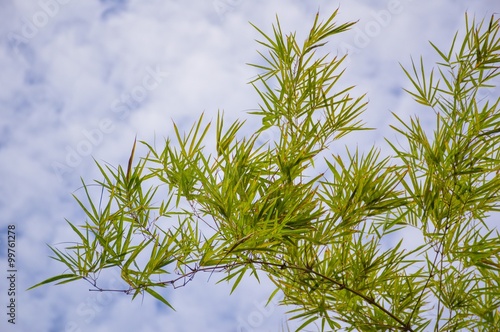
1 0 499 331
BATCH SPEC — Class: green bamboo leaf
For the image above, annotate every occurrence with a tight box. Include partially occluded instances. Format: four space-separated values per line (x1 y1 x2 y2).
293 315 319 332
27 274 81 291
145 287 175 311
229 266 247 295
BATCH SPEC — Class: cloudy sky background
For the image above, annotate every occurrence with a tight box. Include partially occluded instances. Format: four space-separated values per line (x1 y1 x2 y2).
1 0 499 331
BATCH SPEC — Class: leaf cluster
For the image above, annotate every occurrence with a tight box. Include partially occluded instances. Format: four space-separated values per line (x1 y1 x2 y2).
31 10 500 332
